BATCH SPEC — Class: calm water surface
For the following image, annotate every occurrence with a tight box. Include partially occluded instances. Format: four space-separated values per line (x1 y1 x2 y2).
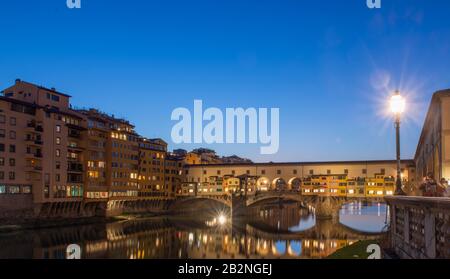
0 202 388 259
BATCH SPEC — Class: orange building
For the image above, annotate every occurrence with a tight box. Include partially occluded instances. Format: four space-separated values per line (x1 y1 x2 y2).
0 79 87 217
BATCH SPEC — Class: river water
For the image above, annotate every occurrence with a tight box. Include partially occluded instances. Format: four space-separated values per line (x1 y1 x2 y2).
0 202 389 259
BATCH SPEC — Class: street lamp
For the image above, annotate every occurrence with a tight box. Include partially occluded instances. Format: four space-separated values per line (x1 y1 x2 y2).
390 91 406 195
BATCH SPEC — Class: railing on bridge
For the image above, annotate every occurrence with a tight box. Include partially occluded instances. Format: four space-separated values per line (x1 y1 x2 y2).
385 196 450 259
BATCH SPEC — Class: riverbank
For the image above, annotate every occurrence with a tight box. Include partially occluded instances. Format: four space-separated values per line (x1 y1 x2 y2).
0 216 127 234
0 211 204 234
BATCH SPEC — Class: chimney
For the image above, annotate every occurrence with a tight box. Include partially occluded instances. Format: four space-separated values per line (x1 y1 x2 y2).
15 78 21 84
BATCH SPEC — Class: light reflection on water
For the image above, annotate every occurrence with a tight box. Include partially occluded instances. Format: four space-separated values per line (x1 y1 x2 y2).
0 202 387 259
339 202 389 233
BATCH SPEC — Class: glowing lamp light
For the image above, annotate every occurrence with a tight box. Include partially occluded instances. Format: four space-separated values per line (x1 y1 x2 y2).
390 92 406 114
218 214 227 225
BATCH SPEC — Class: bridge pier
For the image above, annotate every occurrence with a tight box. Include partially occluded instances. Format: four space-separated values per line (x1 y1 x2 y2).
231 196 248 218
314 197 341 220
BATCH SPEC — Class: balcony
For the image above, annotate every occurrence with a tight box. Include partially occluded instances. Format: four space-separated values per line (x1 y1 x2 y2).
26 152 43 159
25 165 43 173
27 122 36 129
68 130 82 139
67 178 84 184
68 163 83 173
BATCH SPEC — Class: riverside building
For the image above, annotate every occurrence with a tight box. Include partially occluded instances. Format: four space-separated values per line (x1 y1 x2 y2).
0 79 87 218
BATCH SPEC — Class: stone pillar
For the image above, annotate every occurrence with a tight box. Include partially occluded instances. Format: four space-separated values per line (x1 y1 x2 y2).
231 195 247 218
314 197 339 220
424 210 436 258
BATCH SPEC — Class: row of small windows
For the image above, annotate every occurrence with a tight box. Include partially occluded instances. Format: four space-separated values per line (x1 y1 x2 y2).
138 143 166 151
0 185 32 194
0 171 16 180
112 152 139 160
111 172 138 179
0 144 16 153
111 162 138 169
111 132 138 142
87 161 106 168
0 130 61 143
111 182 139 188
112 141 139 151
139 152 165 159
0 157 15 166
198 168 388 176
0 115 17 125
109 190 138 197
46 92 60 102
0 129 16 139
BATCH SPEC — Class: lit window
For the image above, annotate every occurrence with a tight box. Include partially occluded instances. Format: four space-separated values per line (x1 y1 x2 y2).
56 137 61 144
88 171 99 178
56 125 61 133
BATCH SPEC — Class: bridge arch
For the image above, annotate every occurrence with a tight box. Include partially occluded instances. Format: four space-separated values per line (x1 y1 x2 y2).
256 177 271 191
256 240 270 256
170 196 232 213
287 240 302 256
272 241 287 256
272 177 288 191
288 177 302 191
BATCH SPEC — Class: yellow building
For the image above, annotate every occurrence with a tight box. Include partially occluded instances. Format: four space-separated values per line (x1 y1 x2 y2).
223 176 240 193
184 152 202 165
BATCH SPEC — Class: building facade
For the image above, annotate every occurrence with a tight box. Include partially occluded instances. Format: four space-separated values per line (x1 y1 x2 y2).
182 160 416 197
0 79 87 218
0 80 183 219
138 138 168 197
414 89 450 186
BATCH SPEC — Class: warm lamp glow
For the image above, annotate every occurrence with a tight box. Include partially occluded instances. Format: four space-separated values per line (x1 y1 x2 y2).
218 214 227 225
390 92 406 114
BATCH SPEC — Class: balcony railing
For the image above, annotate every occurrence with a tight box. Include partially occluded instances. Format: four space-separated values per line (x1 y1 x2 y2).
385 196 450 259
25 165 43 172
68 131 81 138
68 163 83 172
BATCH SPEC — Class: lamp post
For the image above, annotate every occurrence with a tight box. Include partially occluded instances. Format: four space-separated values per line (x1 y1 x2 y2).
390 91 406 195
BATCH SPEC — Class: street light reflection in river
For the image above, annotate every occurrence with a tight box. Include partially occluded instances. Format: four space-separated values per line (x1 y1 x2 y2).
205 211 229 227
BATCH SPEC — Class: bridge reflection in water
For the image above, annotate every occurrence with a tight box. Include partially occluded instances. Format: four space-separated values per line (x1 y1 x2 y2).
0 202 386 259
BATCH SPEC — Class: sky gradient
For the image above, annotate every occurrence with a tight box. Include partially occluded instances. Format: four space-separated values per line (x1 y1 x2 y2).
1 0 449 162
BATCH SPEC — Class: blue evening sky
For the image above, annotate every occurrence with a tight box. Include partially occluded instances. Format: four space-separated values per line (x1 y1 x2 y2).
1 0 449 162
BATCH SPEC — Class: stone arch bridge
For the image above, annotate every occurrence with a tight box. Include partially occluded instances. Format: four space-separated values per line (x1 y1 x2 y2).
172 191 384 219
